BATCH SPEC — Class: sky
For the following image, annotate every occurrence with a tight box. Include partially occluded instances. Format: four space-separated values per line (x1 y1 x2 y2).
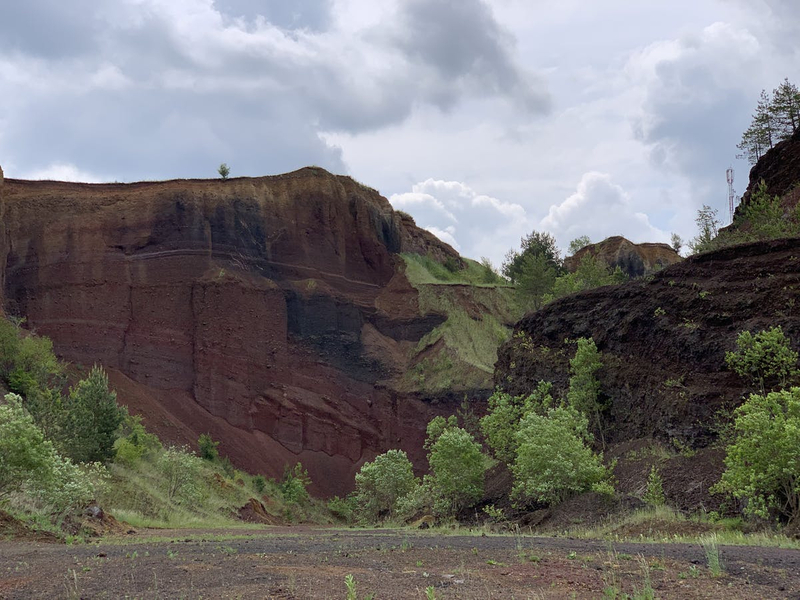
1 0 798 265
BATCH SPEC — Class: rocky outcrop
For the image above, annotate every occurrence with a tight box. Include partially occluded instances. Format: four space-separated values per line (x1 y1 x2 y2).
1 168 479 495
740 128 800 207
497 238 800 447
564 236 681 279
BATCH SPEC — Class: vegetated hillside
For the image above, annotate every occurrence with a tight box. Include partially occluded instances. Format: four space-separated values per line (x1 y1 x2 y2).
0 167 517 495
497 238 800 447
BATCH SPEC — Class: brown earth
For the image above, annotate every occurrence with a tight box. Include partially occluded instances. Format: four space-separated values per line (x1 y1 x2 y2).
564 236 682 278
2 527 800 599
0 168 486 496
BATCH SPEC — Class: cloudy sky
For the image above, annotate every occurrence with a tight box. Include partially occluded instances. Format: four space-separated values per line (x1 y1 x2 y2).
1 1 798 264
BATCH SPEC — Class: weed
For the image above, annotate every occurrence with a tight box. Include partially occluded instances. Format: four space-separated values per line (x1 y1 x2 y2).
166 549 178 559
699 290 710 299
486 559 507 566
701 534 724 577
653 307 666 317
425 586 438 600
345 574 357 600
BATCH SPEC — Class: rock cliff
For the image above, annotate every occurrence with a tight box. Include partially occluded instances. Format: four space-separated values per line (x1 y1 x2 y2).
0 167 503 495
564 236 681 279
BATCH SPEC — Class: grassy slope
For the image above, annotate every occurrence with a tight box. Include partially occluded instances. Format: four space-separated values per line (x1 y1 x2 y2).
399 254 523 394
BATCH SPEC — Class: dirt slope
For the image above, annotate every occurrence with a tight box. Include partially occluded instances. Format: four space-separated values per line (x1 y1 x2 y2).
497 237 800 447
0 167 504 495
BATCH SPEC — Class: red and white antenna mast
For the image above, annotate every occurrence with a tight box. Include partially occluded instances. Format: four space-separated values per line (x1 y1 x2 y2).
726 167 736 224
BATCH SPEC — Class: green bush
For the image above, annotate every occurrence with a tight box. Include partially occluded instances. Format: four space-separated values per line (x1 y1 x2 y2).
567 337 605 445
713 388 800 522
725 326 799 392
511 406 609 506
643 466 666 507
157 446 204 505
480 382 554 465
545 255 627 303
354 449 417 522
252 474 267 494
113 412 161 466
328 493 359 524
198 433 220 462
0 393 105 517
280 463 311 505
428 426 486 516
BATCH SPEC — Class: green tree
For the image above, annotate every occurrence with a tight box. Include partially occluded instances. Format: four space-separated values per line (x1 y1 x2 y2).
568 236 592 256
688 205 721 254
511 406 609 505
280 463 312 505
713 388 800 523
502 230 563 283
113 412 161 466
670 233 683 254
198 433 220 462
515 252 557 310
218 163 230 180
725 326 799 393
61 366 125 463
771 78 800 140
546 255 627 303
643 466 666 507
566 337 605 447
428 426 486 516
354 449 417 521
0 393 56 498
157 446 204 504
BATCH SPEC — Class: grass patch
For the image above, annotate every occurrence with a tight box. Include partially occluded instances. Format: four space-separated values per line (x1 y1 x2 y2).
401 254 510 287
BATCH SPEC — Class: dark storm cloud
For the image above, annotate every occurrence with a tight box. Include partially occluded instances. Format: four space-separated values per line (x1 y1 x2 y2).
391 0 550 112
214 0 333 31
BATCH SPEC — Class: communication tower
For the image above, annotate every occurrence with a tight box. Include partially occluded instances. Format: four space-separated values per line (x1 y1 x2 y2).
726 167 736 224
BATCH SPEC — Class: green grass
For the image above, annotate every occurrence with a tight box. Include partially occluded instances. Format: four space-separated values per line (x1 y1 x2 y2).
401 253 510 287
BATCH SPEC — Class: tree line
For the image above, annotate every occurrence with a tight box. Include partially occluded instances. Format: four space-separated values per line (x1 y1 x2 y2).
738 78 800 165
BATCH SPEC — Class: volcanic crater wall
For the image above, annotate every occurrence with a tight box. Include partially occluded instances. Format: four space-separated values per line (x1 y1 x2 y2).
1 168 459 494
497 238 800 447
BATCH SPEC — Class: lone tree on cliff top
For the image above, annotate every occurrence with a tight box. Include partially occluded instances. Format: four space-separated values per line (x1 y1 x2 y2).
217 163 230 180
738 78 800 164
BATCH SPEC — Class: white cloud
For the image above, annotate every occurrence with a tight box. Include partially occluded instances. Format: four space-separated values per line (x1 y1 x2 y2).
21 162 111 183
541 172 668 247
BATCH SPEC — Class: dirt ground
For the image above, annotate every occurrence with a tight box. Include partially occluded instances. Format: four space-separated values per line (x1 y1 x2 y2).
2 527 800 599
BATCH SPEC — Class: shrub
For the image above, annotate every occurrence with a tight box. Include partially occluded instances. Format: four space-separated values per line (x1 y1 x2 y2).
218 163 230 180
725 326 799 392
428 427 486 516
511 406 609 506
113 412 161 466
481 382 554 465
0 393 57 498
328 494 359 524
567 338 605 445
280 463 311 505
643 466 666 507
712 388 800 522
354 449 417 522
198 433 220 462
157 446 204 505
252 474 267 494
0 393 105 516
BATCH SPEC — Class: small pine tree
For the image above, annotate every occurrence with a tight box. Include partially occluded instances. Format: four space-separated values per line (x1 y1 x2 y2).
218 163 230 180
198 433 219 462
643 465 666 507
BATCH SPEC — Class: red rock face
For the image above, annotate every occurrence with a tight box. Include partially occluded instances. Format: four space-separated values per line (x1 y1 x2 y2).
564 236 681 279
1 168 458 495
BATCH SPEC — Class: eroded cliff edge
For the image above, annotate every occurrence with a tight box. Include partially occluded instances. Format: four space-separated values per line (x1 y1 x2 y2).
1 167 496 495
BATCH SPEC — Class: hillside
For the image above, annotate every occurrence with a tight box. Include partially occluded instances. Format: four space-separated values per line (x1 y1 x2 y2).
0 167 518 495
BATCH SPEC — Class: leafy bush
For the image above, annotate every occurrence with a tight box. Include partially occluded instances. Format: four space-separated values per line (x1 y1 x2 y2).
328 493 359 524
157 446 204 505
713 388 800 522
567 338 605 445
545 255 627 303
114 412 161 466
0 393 105 516
354 449 417 522
198 433 220 462
280 463 311 505
252 474 267 494
428 426 486 516
511 406 609 506
481 382 554 465
725 326 799 392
